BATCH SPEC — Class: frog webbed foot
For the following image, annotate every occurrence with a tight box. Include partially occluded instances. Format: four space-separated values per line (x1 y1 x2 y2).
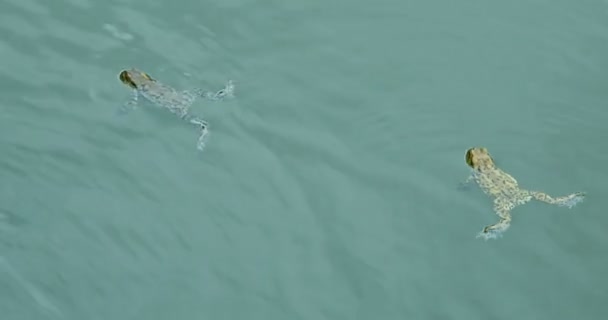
477 223 509 240
476 205 512 240
555 192 586 208
530 191 586 208
188 117 209 151
194 80 235 101
188 117 208 130
195 125 209 151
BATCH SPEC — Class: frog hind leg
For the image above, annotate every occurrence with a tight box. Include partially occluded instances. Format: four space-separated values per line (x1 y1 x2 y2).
530 191 586 208
191 80 235 101
180 112 209 151
476 198 513 240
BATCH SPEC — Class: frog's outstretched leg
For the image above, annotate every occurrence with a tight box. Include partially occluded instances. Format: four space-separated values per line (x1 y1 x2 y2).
477 198 513 240
181 113 209 151
192 80 235 101
530 191 585 208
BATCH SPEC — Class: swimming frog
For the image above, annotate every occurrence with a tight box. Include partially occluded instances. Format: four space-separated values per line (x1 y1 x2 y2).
462 147 585 240
118 68 234 150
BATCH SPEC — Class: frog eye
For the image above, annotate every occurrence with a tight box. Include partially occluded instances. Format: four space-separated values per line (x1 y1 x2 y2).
119 70 129 82
119 71 137 88
465 149 474 166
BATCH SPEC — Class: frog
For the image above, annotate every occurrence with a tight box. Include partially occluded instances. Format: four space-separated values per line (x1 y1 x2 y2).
118 68 234 150
462 147 585 240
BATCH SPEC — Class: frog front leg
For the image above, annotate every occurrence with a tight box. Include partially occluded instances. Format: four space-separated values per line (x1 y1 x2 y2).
458 173 475 190
116 90 139 115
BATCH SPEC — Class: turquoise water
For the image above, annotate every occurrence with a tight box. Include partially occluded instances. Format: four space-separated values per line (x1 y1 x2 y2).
1 0 607 319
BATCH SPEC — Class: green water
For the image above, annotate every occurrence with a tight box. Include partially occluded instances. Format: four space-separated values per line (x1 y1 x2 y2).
1 0 607 319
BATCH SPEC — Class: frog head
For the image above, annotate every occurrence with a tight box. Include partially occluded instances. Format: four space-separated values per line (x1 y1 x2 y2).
465 147 496 170
118 68 155 89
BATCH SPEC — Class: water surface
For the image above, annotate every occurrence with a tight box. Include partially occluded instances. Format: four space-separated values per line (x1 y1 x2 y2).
1 0 607 319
